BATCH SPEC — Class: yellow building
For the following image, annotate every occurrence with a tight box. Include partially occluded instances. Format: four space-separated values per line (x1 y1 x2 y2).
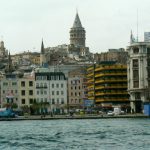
87 62 129 107
18 76 35 108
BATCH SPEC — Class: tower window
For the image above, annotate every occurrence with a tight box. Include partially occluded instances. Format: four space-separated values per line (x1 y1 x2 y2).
133 47 139 53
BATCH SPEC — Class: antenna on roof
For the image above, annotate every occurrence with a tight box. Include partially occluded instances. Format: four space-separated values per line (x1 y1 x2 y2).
76 7 78 14
136 9 139 42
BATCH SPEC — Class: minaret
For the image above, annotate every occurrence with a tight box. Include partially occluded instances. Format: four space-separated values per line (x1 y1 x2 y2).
70 12 86 47
40 39 46 66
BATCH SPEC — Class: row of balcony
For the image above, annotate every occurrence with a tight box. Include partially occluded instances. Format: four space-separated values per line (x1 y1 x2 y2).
95 79 127 84
95 65 126 72
95 98 129 102
95 91 128 96
95 85 127 90
95 73 127 78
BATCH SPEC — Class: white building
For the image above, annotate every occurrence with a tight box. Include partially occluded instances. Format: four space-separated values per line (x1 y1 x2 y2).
35 69 67 114
127 41 150 113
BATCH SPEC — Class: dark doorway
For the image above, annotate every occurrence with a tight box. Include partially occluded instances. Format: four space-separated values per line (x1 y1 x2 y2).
135 101 142 113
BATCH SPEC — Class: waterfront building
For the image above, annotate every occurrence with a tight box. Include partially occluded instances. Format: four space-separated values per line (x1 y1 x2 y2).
87 62 129 108
18 75 35 108
127 39 150 113
68 67 88 110
35 68 67 114
0 74 19 108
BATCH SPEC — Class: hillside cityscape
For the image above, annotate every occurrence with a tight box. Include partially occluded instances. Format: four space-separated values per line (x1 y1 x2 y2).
0 12 150 116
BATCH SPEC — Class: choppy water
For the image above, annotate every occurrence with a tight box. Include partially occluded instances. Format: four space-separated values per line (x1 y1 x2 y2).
0 119 150 150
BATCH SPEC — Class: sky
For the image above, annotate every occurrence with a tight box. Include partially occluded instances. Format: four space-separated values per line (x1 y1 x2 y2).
0 0 150 54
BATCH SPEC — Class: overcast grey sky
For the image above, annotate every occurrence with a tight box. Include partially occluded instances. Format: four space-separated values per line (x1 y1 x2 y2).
0 0 150 54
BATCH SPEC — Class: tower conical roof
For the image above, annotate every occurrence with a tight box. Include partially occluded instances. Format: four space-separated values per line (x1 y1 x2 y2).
73 13 82 28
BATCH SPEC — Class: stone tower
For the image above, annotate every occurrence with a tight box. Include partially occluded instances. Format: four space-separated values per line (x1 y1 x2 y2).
70 12 86 47
40 39 46 66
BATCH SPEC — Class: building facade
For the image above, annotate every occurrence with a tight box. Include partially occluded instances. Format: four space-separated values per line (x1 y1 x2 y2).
68 67 87 110
87 62 129 108
0 74 19 108
127 42 150 113
35 70 67 114
18 76 35 108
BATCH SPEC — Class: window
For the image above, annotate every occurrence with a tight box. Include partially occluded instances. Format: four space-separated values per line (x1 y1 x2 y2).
44 91 47 94
71 92 73 96
52 84 54 88
61 84 63 88
44 98 47 102
29 90 33 95
41 91 43 94
133 47 139 53
44 83 47 88
29 81 33 86
79 86 80 89
57 98 59 104
75 86 76 90
133 81 139 88
36 83 39 87
75 92 77 96
29 99 33 104
57 91 59 95
11 90 13 93
133 59 138 68
37 91 39 95
52 91 54 95
40 83 43 87
52 99 55 104
21 90 25 96
75 99 77 103
12 82 17 86
71 86 73 90
56 84 59 88
22 99 25 104
61 91 64 95
61 98 64 104
133 70 139 80
21 81 25 87
3 82 8 86
3 90 5 94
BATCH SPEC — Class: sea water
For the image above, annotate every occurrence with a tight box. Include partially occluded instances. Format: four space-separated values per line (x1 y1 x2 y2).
0 119 150 150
